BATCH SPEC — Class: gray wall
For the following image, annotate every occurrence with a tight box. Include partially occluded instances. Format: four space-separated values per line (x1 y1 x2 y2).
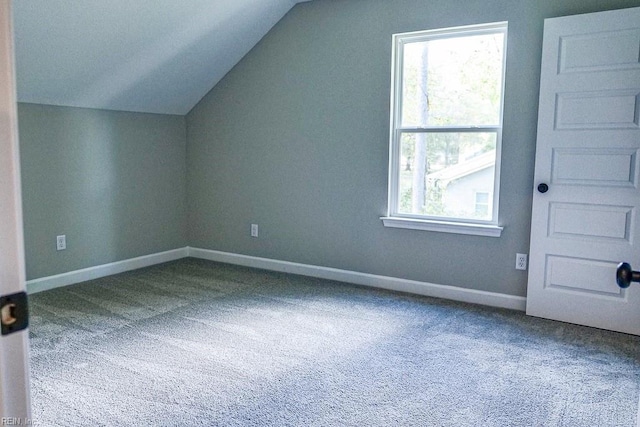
186 0 640 297
19 104 187 280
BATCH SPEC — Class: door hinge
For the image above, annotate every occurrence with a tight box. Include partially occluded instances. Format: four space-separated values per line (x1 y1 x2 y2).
1 292 28 336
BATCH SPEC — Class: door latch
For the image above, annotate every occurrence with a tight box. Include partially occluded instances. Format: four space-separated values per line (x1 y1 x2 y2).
1 292 28 336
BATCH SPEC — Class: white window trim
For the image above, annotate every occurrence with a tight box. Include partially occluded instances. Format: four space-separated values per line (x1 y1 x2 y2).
382 22 508 238
381 216 503 237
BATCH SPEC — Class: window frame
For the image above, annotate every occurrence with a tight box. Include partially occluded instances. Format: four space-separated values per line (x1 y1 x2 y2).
382 22 508 237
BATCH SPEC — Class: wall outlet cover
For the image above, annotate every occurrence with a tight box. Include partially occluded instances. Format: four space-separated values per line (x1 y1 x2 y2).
516 253 527 270
56 235 66 251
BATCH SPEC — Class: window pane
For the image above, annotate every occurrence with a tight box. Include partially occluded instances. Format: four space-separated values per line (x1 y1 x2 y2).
475 192 490 217
398 132 496 220
401 32 504 127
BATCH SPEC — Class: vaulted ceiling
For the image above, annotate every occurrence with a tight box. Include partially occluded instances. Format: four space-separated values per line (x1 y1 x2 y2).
12 0 311 115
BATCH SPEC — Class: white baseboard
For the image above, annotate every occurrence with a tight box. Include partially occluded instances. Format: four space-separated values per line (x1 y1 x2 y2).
26 248 189 294
187 247 527 311
27 246 526 311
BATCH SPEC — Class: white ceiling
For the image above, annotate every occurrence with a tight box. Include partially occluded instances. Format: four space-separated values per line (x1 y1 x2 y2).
12 0 311 115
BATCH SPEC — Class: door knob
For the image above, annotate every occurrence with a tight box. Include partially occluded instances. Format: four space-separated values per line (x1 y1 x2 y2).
616 262 640 289
0 292 28 336
537 183 549 193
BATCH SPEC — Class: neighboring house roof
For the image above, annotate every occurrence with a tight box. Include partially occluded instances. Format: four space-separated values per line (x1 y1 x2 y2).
427 150 496 187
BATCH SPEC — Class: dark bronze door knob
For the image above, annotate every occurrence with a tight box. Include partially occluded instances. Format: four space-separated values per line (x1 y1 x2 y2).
616 262 640 289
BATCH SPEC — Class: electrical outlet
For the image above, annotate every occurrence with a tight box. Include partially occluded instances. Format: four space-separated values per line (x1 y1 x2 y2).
516 253 527 270
56 235 66 251
251 224 259 238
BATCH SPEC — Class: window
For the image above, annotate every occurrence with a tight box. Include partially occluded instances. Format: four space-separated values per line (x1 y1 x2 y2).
474 192 490 217
382 22 507 237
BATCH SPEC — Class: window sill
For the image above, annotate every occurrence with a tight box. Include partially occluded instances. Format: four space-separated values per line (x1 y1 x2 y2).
381 216 503 237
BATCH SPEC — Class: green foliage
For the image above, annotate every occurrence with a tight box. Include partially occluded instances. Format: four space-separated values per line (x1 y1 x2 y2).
402 33 504 128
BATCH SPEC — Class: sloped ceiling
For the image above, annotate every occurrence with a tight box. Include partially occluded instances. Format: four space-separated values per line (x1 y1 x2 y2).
12 0 311 115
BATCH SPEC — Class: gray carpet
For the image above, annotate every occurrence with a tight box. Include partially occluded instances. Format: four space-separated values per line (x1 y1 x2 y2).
28 258 640 426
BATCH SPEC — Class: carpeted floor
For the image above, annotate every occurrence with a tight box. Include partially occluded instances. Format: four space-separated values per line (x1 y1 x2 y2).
28 258 640 426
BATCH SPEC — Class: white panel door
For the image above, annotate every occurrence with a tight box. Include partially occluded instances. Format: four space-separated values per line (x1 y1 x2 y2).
0 0 32 419
526 6 640 335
